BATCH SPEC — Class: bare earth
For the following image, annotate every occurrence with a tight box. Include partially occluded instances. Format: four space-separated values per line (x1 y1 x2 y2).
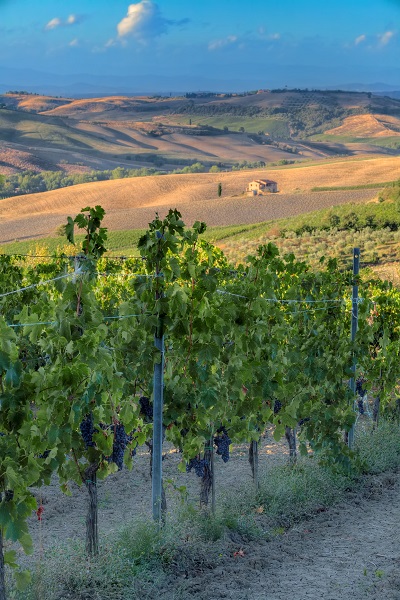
1 156 399 243
168 471 400 600
19 430 400 600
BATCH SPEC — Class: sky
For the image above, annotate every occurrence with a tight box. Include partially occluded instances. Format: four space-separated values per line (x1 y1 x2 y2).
0 0 399 91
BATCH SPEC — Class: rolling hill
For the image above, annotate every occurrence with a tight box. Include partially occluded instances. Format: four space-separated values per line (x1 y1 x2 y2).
1 89 400 179
0 156 398 245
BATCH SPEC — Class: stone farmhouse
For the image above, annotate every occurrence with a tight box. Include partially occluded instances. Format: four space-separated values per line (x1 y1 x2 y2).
247 179 278 196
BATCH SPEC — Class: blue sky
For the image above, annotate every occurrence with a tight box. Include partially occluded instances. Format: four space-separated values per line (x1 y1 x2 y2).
0 0 399 90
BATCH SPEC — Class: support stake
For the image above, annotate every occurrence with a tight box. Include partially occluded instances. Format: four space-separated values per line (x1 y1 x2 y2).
348 247 360 449
152 333 164 525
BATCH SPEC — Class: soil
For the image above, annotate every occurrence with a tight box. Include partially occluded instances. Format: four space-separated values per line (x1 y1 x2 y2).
164 471 400 600
19 427 400 600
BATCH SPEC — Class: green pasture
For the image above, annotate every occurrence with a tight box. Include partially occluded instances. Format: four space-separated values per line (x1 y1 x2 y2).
167 114 290 136
310 133 400 149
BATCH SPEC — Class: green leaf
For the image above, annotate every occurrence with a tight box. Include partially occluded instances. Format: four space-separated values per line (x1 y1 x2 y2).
273 423 285 441
4 549 18 569
14 570 31 590
19 533 33 555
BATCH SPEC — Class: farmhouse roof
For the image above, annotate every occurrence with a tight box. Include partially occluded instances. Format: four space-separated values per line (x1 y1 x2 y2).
253 179 277 184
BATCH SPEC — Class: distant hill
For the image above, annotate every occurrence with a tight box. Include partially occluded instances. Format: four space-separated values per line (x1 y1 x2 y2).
1 90 400 176
375 91 400 100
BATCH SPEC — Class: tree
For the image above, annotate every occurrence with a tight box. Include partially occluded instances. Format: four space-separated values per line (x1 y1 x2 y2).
218 183 222 197
329 214 341 228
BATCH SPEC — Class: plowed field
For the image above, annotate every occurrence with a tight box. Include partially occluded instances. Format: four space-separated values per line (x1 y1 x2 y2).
1 156 399 243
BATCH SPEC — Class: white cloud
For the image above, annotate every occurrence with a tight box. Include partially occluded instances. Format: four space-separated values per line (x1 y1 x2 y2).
105 38 118 48
378 30 395 46
117 1 169 40
69 38 79 47
354 34 366 45
45 18 62 31
208 35 238 51
45 14 81 31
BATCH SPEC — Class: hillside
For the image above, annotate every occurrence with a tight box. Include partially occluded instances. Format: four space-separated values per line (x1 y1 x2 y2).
0 156 398 244
325 114 400 138
0 107 308 175
1 90 400 177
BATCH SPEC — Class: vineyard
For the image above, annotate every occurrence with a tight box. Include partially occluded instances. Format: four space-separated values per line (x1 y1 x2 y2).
0 205 400 598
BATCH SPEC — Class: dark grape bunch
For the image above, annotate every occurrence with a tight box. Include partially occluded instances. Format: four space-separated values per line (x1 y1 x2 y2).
38 449 51 459
0 490 14 502
357 399 365 415
298 417 310 427
214 432 231 463
80 414 96 448
110 423 132 471
139 396 153 420
356 375 367 397
273 400 282 415
186 457 209 478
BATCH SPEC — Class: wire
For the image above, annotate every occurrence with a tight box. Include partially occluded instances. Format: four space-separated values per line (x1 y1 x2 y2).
0 272 76 299
8 313 148 328
0 253 144 261
217 288 347 304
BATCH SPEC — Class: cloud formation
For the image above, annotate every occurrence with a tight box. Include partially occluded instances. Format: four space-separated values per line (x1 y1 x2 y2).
116 1 188 42
208 35 238 51
354 34 366 45
45 15 82 31
378 30 395 45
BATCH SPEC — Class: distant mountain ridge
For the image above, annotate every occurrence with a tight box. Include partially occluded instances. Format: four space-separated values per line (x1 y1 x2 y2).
0 64 399 97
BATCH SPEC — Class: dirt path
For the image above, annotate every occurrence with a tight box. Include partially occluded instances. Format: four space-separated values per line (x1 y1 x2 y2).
167 472 400 600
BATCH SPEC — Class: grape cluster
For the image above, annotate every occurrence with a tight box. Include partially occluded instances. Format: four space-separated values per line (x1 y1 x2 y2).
38 450 51 459
357 398 365 415
139 396 153 420
186 457 209 478
273 400 282 415
110 423 132 471
356 375 367 397
80 414 96 448
0 490 14 502
214 432 231 463
298 417 310 427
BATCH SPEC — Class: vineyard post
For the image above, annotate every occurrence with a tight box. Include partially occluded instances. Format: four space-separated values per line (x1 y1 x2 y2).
152 329 165 525
210 436 216 515
348 247 360 449
252 441 259 492
0 528 5 600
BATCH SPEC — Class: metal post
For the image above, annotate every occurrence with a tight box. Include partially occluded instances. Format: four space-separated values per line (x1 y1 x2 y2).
152 333 164 525
252 440 259 492
210 436 216 515
348 248 360 449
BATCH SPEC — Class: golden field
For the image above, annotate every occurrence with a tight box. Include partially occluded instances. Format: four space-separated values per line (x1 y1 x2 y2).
325 114 400 138
0 156 399 244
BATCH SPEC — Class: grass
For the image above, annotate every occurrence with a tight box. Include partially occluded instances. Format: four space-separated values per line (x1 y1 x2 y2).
310 133 400 149
2 200 400 266
8 419 400 600
311 181 396 192
165 114 290 136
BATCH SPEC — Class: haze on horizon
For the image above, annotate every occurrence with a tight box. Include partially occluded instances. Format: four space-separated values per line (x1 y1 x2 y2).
0 0 399 92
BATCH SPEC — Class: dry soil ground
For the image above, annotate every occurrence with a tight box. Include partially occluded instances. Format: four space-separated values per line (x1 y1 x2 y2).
2 155 399 244
18 427 400 600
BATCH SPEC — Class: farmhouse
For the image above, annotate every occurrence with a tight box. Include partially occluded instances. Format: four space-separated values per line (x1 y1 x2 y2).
247 179 278 195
